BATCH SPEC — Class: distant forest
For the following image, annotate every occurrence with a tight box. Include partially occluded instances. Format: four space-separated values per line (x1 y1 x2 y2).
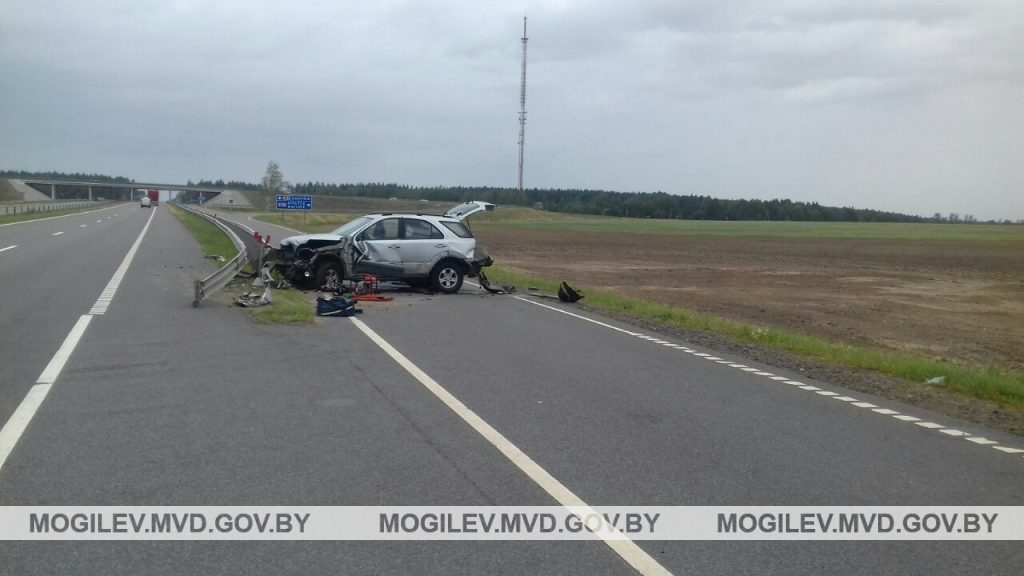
0 170 134 184
4 169 1006 223
204 180 933 223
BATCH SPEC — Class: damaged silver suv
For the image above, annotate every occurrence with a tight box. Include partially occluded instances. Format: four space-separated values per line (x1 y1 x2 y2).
271 201 495 293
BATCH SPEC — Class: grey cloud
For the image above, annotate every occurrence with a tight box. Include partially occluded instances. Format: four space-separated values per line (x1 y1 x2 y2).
1 0 1021 219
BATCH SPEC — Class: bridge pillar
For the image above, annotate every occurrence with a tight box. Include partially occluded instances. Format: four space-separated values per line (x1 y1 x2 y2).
50 184 56 199
88 186 93 201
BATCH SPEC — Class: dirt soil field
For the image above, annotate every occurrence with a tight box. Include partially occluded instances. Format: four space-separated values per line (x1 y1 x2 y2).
477 229 1024 372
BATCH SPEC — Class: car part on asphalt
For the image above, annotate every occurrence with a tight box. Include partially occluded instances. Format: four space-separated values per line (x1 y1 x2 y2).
558 281 584 303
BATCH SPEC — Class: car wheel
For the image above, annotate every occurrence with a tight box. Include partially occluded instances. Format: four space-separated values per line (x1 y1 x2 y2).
315 261 342 291
430 261 463 294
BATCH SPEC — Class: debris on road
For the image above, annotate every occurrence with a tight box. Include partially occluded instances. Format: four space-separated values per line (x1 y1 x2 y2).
236 286 273 307
558 281 584 303
316 295 362 317
478 269 515 294
925 376 947 386
523 281 585 303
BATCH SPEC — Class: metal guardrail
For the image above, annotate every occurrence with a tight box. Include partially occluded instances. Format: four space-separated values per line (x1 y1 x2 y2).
1 200 109 215
179 205 249 307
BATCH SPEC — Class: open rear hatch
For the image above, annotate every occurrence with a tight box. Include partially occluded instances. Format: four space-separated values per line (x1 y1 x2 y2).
444 201 495 220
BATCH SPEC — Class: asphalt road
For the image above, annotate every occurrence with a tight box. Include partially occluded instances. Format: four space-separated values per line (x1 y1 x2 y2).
0 207 1021 574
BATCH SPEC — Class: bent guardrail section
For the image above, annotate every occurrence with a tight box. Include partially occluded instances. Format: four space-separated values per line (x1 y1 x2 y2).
180 205 248 307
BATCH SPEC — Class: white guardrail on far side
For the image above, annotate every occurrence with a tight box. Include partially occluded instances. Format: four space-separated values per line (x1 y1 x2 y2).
178 205 248 307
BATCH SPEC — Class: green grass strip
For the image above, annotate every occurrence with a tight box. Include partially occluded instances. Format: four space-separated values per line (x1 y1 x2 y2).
246 288 315 324
167 204 239 262
486 267 1024 409
173 205 314 324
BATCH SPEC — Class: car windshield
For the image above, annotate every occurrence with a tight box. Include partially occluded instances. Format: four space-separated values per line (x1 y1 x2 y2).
330 216 373 237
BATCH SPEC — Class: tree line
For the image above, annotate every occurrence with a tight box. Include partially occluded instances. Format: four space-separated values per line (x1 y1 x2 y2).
1 170 134 184
282 182 930 223
5 169 1015 223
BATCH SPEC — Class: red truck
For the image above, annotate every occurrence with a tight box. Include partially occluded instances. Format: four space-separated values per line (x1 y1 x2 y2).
147 189 160 206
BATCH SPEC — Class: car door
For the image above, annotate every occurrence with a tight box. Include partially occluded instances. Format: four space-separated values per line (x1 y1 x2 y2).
355 217 404 275
399 217 448 275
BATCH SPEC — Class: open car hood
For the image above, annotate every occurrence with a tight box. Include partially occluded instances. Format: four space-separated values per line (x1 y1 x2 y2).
445 201 495 221
279 233 341 247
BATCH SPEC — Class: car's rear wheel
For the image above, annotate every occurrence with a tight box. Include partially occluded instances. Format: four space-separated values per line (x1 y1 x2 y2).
315 260 342 291
430 261 464 294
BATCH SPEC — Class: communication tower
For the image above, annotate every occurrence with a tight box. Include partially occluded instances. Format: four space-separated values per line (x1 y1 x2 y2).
517 15 528 203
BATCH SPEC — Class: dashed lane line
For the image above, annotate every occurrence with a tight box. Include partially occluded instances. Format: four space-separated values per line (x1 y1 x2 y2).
0 245 16 253
513 295 1024 461
0 209 157 473
89 209 156 315
0 203 126 227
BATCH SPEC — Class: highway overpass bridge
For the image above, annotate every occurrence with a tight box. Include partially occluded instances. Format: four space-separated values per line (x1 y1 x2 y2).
1 178 252 206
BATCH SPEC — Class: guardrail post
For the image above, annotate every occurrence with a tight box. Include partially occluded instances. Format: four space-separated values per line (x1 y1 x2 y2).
193 280 202 308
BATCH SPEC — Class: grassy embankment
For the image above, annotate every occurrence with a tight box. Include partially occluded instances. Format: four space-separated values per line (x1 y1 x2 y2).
170 205 313 323
254 209 1024 407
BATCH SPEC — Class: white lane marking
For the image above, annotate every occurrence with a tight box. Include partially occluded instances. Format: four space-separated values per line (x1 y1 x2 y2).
51 231 64 236
0 203 125 227
0 315 92 470
96 220 102 223
966 437 998 445
515 298 1024 459
0 245 16 253
0 211 155 473
80 224 87 228
893 415 921 422
36 315 93 385
0 385 53 471
514 296 644 337
349 317 671 576
89 209 156 315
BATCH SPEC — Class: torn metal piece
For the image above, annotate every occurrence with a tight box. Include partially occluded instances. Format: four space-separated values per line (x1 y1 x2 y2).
235 286 273 308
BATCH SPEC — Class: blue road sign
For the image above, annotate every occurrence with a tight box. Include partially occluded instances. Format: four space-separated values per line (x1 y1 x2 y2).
275 195 312 210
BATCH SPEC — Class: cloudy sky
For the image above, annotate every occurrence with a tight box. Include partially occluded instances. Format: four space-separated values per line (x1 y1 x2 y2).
2 0 1022 219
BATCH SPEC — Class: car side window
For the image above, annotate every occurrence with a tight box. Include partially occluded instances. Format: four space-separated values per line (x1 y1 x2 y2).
441 221 473 238
403 218 444 240
367 218 401 240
